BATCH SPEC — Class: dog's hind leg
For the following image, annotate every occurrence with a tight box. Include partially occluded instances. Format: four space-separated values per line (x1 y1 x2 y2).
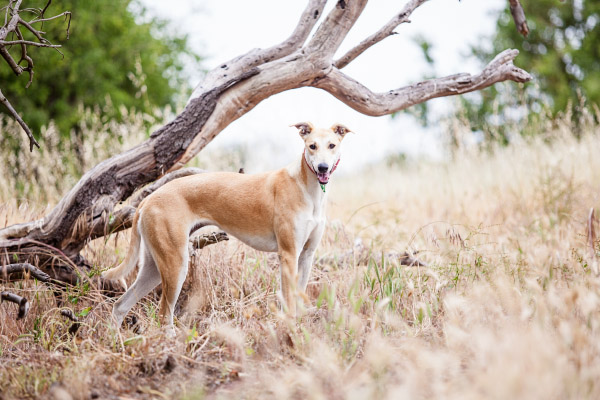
154 242 189 334
111 243 161 327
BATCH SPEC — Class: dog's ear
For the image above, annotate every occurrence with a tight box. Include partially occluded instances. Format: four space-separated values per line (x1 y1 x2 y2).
291 122 313 136
331 123 352 138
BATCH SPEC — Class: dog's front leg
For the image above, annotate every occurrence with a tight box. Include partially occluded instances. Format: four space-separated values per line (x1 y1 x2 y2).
298 223 325 294
278 249 298 318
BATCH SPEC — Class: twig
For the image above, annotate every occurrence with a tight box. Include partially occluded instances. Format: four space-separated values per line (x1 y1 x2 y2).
1 262 50 282
60 308 81 334
14 25 34 87
0 88 39 151
508 0 529 37
587 208 598 275
334 0 427 69
398 251 428 267
190 231 229 250
0 45 22 74
17 17 46 42
29 11 71 27
0 39 60 47
39 0 51 19
1 290 29 319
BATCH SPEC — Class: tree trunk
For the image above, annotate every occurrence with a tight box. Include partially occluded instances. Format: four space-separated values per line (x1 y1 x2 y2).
0 0 531 284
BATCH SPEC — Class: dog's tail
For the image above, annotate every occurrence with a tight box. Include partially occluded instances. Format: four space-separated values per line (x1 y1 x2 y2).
101 210 143 289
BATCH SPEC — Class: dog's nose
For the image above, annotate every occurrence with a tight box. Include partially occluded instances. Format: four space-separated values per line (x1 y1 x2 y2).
317 163 329 173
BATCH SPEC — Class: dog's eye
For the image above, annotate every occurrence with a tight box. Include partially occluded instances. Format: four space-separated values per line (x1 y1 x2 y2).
328 143 336 149
309 144 317 150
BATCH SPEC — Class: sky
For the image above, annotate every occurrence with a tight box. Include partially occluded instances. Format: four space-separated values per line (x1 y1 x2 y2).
141 0 506 173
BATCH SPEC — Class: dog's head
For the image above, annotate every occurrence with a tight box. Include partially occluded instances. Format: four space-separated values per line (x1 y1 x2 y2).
291 122 352 185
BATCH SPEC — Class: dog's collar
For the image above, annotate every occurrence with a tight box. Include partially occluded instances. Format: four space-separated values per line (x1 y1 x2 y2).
303 150 340 193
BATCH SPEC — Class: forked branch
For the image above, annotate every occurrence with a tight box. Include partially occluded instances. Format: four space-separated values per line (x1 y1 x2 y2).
335 0 427 69
314 49 531 116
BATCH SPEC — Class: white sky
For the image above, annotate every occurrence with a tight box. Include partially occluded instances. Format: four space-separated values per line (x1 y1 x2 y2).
141 0 506 173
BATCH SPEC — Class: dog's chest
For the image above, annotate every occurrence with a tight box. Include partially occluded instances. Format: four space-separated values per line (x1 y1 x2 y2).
295 201 325 245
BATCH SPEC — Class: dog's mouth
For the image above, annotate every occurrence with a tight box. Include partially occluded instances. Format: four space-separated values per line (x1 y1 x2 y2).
317 171 330 184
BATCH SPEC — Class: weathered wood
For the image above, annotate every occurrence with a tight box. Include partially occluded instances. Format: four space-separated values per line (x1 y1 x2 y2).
0 0 531 285
313 49 531 116
335 0 427 69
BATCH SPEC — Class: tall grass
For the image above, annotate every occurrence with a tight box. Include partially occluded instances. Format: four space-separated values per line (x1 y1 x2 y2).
1 102 599 399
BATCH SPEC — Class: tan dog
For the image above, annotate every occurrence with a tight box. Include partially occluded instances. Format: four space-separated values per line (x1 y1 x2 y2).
102 122 351 332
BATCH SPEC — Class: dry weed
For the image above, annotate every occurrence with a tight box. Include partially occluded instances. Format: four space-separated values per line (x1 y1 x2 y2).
1 109 599 399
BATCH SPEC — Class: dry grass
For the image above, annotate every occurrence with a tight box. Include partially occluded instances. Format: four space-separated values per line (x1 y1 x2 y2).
1 110 600 399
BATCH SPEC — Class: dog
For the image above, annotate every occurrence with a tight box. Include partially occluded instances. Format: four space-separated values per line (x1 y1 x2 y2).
102 122 351 332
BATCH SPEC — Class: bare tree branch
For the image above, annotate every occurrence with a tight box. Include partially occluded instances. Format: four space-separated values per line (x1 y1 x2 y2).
257 0 327 64
0 0 23 75
306 0 368 58
0 0 22 38
192 0 327 101
508 0 529 37
313 49 531 116
335 0 427 69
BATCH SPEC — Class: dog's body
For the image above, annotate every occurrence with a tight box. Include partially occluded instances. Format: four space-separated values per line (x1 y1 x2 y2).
102 122 351 331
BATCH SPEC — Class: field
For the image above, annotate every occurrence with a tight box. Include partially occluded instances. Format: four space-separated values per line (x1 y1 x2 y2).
1 112 600 399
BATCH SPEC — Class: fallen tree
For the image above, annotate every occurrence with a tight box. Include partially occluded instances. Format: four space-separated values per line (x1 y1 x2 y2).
0 0 531 285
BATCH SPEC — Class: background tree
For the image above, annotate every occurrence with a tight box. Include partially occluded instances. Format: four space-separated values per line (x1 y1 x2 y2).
464 0 599 139
0 0 200 141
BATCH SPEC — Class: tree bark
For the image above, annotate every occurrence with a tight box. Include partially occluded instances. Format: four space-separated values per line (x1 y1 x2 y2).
0 0 531 285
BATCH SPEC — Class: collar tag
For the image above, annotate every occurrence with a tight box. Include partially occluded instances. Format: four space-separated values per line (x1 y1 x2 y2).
320 183 326 193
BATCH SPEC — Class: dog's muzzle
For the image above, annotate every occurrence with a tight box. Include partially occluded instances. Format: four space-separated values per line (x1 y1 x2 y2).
304 151 340 185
